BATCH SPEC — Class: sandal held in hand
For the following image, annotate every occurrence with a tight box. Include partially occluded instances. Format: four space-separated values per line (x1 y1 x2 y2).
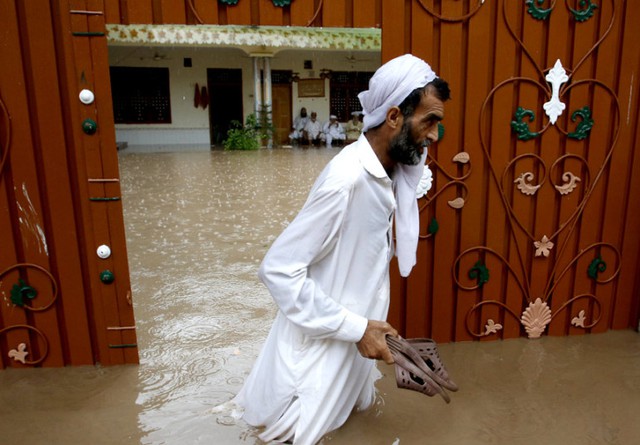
385 335 458 403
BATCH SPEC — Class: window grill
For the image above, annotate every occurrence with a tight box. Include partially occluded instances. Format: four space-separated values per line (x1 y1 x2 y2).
329 71 373 121
110 67 171 124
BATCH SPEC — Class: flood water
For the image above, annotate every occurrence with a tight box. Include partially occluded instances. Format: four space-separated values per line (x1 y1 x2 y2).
1 147 640 445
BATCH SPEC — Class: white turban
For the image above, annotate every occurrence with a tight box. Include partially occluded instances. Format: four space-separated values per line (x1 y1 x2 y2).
358 54 438 277
358 54 437 132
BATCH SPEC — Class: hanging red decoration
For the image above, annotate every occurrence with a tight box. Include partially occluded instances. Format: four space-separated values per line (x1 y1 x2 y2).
194 83 201 108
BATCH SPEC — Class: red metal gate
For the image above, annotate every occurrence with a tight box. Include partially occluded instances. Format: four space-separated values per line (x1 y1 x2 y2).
0 0 137 367
3 0 640 368
385 0 640 342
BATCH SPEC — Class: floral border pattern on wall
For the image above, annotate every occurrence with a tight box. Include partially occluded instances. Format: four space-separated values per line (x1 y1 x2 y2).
106 24 381 52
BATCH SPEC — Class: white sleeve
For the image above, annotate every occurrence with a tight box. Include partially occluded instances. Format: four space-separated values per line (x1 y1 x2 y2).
258 181 368 342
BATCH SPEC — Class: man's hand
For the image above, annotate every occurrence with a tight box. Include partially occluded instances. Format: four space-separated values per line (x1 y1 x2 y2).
356 320 398 364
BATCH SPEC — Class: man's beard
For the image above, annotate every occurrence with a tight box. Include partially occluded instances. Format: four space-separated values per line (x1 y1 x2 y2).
388 119 429 166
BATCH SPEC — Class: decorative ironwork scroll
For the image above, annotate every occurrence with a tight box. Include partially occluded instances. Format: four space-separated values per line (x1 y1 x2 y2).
187 0 294 24
1 263 58 312
455 0 619 339
0 263 59 365
511 107 540 141
526 0 599 22
1 91 54 365
186 0 205 24
416 0 486 23
418 152 472 238
306 0 323 26
0 325 49 366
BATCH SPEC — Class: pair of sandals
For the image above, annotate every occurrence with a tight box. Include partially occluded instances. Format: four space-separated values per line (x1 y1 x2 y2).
386 335 458 403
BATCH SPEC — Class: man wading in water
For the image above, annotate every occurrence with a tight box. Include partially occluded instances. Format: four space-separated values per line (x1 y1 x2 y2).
232 54 450 444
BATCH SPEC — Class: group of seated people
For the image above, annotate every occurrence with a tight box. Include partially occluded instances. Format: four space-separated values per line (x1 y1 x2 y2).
289 107 364 147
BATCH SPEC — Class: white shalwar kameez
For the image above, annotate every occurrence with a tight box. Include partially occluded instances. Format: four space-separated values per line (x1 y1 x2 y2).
235 134 396 444
322 121 346 146
303 119 323 141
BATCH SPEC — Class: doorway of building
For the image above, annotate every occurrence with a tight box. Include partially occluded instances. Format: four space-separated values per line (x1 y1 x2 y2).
207 68 243 147
271 71 292 145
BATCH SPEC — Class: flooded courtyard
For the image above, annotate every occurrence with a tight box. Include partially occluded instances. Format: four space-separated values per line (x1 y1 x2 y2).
1 147 640 445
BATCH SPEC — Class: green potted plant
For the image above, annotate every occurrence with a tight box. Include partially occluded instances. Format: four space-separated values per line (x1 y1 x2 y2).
223 105 276 150
223 118 260 150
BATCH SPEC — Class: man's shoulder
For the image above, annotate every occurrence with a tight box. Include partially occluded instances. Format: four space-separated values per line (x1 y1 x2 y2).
321 143 365 183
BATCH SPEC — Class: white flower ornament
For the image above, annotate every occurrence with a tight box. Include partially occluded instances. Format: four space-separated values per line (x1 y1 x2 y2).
534 235 554 257
416 164 433 198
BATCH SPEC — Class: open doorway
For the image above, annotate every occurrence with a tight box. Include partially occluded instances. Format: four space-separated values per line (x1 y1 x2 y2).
207 68 243 147
271 70 293 145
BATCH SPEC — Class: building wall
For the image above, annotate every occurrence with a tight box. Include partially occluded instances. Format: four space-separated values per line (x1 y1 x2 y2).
110 46 251 147
109 45 380 148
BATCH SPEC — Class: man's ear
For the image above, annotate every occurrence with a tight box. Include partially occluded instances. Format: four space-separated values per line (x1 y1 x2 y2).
386 106 403 130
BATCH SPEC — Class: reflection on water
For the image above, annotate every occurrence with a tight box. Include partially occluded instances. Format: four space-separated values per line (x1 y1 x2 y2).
1 147 639 445
121 148 339 444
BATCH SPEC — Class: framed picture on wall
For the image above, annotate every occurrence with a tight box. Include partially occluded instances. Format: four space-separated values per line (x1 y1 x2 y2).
297 78 325 97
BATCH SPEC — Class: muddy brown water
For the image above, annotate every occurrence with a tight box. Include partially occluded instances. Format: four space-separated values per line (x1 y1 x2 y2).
1 147 639 445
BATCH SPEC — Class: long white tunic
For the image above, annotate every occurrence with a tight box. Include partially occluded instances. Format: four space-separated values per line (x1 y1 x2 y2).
303 119 323 140
290 115 309 140
235 135 396 444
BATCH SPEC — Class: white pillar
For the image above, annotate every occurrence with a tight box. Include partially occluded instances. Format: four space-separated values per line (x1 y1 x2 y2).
253 57 263 118
263 57 273 148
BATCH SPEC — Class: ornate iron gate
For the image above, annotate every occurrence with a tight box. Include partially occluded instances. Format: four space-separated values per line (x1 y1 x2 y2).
3 0 640 368
0 0 138 367
386 0 640 342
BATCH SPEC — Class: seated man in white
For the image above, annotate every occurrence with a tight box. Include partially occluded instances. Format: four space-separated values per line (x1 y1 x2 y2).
322 115 346 147
303 112 323 146
289 107 309 145
345 111 363 143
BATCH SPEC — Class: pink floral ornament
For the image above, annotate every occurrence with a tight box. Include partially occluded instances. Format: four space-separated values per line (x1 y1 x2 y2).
571 310 586 328
534 235 554 257
8 343 28 364
484 319 503 335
